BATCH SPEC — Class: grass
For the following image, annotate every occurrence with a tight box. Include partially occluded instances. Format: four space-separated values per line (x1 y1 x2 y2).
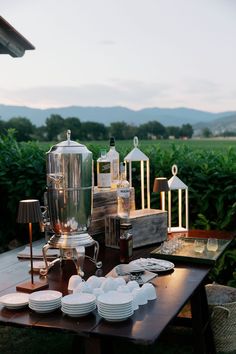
0 325 194 354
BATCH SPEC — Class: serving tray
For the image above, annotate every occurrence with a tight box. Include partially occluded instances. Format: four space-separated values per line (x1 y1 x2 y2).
150 237 231 265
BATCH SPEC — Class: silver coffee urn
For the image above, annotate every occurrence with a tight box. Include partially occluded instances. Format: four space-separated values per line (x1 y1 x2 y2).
41 130 101 276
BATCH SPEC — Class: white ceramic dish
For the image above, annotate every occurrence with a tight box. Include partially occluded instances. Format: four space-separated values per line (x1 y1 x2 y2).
97 291 133 305
61 308 95 317
0 292 29 309
29 290 62 303
61 293 96 305
29 304 61 313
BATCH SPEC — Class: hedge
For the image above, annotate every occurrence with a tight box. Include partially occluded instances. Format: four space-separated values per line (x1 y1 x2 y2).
0 131 235 285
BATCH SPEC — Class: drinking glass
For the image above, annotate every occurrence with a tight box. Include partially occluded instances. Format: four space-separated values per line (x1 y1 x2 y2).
194 239 205 253
207 238 219 252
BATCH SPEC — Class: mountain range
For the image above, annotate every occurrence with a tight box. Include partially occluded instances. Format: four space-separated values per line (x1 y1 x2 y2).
0 104 236 134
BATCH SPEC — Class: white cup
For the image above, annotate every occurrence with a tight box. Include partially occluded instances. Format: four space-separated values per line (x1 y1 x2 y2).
141 283 157 301
73 281 92 294
92 288 104 302
68 275 83 293
100 277 116 292
117 285 131 293
132 294 139 311
86 275 101 289
113 277 126 287
127 280 140 291
132 288 147 305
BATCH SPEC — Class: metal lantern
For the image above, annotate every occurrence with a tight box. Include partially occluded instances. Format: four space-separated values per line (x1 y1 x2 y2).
168 164 189 233
124 136 150 209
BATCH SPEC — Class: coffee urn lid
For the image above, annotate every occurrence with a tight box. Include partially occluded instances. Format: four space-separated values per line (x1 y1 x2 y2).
47 130 91 155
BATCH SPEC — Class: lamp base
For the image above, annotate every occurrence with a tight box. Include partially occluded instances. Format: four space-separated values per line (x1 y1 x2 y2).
16 281 48 293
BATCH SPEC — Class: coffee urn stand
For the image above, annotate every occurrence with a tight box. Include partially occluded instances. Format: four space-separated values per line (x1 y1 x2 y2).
40 233 102 277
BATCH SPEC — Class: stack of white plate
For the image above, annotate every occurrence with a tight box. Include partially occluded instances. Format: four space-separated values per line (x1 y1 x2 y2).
29 290 62 313
61 293 96 317
97 291 134 322
0 292 29 309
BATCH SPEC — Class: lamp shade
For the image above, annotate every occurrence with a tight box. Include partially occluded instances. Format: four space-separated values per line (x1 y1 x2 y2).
17 199 42 224
153 178 169 193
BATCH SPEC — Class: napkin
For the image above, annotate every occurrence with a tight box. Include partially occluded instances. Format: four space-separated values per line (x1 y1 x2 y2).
109 264 157 285
17 245 59 259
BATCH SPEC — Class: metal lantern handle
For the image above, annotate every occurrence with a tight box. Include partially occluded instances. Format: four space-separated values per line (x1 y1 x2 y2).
172 164 178 176
67 129 71 143
133 136 139 148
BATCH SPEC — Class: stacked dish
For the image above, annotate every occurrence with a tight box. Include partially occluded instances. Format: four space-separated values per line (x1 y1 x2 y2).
29 290 62 313
0 292 29 309
97 291 134 322
61 293 96 317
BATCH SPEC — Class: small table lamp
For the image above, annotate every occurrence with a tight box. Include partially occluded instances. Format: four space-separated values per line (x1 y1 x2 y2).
16 199 48 292
153 177 169 211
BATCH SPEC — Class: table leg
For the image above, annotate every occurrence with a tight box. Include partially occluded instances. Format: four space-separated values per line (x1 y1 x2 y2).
191 283 216 354
83 336 115 354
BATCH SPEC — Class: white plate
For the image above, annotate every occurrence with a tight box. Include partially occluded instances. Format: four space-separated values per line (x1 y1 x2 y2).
29 304 61 313
97 292 133 305
0 292 29 309
62 293 96 305
29 301 61 309
61 308 95 317
98 309 133 318
61 306 96 314
98 305 133 312
130 258 175 272
29 290 62 303
62 304 95 311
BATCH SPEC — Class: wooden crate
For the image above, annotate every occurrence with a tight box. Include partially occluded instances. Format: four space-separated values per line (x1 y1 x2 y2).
88 187 135 236
105 209 167 249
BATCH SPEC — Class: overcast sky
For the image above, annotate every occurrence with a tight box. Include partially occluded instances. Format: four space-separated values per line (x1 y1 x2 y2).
1 0 236 112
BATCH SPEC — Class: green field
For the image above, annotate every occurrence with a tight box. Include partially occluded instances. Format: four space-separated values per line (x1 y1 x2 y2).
83 137 236 155
40 137 236 155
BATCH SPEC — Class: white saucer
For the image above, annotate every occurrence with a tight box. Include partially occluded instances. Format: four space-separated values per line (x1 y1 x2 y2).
29 290 62 303
0 292 29 309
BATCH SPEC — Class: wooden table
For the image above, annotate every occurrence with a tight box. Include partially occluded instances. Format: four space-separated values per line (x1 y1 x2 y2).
0 230 234 354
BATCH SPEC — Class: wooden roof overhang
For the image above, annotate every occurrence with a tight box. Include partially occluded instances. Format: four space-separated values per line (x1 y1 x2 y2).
0 15 35 57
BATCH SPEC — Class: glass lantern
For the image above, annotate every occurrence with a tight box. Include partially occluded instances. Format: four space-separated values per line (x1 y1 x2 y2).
168 164 189 233
124 137 150 210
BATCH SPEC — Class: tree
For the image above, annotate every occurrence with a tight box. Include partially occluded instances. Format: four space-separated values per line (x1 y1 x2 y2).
0 119 6 134
45 114 65 141
81 122 108 140
202 127 212 138
166 126 181 139
137 121 166 139
179 124 193 139
33 125 48 141
64 117 81 140
109 121 136 140
5 117 35 141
